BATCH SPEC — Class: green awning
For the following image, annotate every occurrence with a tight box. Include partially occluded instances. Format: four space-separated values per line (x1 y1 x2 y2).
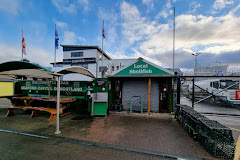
0 61 53 78
0 61 95 79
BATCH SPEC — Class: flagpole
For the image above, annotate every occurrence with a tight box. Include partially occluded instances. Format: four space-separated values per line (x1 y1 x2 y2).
22 30 23 61
173 7 175 70
101 20 104 78
102 20 104 59
54 24 56 67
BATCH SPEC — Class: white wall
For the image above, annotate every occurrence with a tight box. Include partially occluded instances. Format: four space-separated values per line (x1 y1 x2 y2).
62 63 96 81
60 46 136 80
62 74 93 81
97 59 137 77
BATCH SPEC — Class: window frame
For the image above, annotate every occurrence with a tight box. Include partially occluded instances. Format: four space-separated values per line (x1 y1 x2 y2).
71 52 83 57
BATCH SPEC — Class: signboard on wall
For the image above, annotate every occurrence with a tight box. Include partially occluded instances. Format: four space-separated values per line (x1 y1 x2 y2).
132 96 141 111
115 60 171 76
15 80 87 96
63 58 96 64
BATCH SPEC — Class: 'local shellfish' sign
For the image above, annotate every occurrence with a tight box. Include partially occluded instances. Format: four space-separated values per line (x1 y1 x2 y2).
115 60 171 76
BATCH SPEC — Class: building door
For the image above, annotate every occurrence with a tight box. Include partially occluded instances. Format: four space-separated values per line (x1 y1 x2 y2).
159 79 170 113
114 80 122 105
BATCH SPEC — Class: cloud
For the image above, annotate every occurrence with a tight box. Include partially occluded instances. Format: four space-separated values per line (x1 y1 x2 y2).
52 0 90 14
78 0 90 11
132 49 162 66
0 0 22 15
106 49 162 67
155 0 172 19
142 0 154 13
106 52 132 60
112 1 240 70
51 0 77 14
55 21 68 28
0 44 53 67
140 12 240 55
62 31 86 45
120 1 159 47
98 7 119 45
212 0 234 10
188 2 201 14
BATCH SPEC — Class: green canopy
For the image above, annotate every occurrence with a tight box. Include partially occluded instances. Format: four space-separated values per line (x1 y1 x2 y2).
0 61 95 79
0 61 53 78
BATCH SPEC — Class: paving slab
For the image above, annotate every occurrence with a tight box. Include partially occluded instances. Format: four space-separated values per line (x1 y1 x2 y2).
0 108 228 160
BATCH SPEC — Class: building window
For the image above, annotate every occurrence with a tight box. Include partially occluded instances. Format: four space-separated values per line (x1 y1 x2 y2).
112 66 114 71
71 52 83 57
116 66 119 70
99 66 107 72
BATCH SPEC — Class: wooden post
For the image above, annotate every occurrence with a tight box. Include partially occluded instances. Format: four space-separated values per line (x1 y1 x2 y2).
148 78 151 115
234 135 240 160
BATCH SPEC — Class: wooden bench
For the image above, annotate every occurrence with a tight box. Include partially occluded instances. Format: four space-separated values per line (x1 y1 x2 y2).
0 106 63 122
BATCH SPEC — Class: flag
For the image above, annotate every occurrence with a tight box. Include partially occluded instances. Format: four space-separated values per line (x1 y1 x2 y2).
22 33 26 55
102 21 105 39
55 27 59 49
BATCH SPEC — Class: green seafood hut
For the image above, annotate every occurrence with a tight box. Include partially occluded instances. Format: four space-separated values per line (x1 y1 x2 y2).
107 57 175 114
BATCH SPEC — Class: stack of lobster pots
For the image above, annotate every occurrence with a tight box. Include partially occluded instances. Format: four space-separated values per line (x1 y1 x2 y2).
176 105 235 159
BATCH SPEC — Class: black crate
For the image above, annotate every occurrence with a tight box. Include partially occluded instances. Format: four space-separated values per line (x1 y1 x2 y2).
199 119 234 143
199 134 234 159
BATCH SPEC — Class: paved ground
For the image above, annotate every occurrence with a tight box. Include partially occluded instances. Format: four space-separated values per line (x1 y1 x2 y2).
0 103 225 160
0 131 175 160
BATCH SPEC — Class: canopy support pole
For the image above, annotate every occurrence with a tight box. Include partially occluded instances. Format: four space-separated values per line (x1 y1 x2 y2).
55 76 61 134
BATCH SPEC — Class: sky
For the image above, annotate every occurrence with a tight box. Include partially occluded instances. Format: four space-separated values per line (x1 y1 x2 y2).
0 0 240 72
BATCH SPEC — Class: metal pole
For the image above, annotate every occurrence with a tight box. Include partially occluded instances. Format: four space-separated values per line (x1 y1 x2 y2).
55 76 61 134
193 52 201 76
192 78 195 108
54 24 56 67
22 30 23 61
195 55 197 76
101 20 104 78
173 7 175 70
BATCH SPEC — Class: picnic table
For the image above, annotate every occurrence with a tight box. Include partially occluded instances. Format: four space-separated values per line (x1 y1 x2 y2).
0 95 76 121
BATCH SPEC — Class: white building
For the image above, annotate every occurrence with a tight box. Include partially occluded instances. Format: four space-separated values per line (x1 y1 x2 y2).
52 45 136 81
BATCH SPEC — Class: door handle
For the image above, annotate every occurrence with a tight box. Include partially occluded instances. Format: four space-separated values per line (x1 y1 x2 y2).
160 93 163 100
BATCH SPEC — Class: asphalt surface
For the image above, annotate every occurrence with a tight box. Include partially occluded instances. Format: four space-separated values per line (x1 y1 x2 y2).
0 130 174 160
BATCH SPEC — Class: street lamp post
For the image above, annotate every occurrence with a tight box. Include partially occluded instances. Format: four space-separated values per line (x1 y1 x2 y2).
192 52 201 76
191 52 201 108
